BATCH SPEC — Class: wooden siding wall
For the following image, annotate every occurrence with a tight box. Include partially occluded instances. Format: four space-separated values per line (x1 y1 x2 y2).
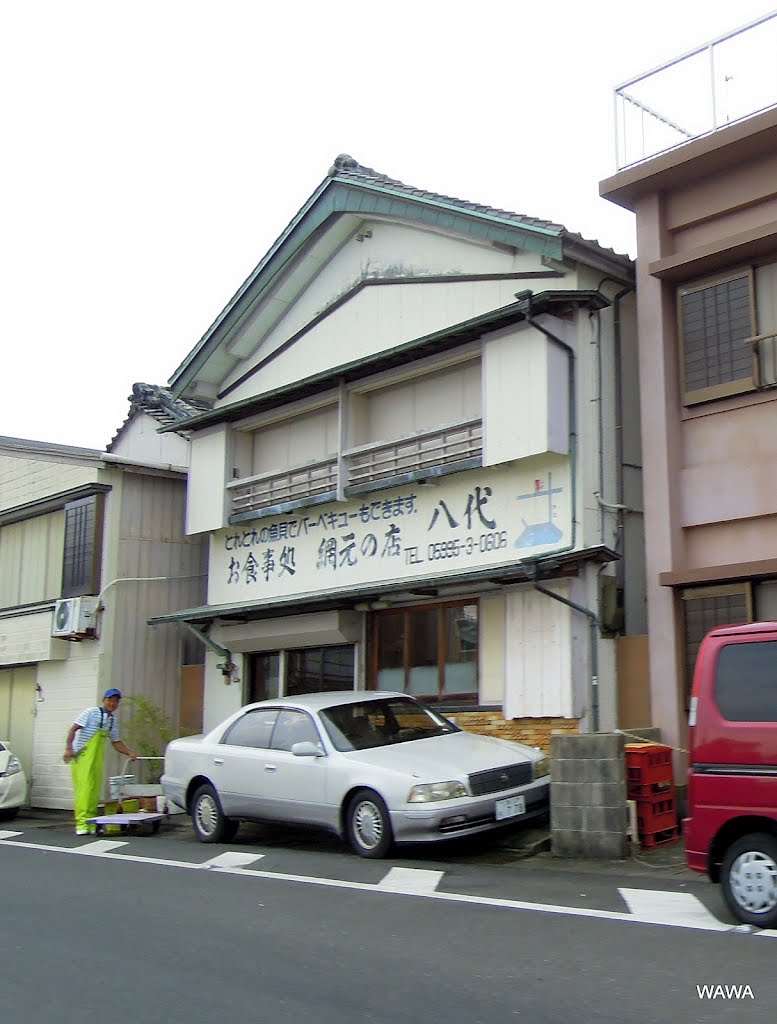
0 512 64 606
102 473 207 733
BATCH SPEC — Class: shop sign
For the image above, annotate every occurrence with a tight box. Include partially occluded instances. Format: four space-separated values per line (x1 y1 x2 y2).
209 458 571 604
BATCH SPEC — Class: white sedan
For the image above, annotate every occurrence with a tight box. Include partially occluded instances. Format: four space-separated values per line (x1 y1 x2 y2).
162 691 550 858
0 740 27 820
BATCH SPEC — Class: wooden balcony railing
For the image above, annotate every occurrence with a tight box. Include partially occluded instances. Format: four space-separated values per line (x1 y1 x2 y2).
345 419 483 489
227 419 484 520
228 457 338 517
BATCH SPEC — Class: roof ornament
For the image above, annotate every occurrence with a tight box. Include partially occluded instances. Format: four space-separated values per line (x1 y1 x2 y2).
329 153 358 176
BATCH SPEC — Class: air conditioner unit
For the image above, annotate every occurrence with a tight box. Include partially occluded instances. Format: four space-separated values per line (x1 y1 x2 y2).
51 596 99 640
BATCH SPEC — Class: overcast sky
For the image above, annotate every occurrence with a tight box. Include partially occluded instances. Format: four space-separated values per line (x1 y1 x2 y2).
2 1 775 451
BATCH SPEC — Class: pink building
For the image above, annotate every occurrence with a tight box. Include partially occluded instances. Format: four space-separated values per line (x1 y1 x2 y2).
600 14 777 764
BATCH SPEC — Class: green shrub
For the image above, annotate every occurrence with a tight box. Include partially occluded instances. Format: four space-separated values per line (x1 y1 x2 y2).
121 695 194 783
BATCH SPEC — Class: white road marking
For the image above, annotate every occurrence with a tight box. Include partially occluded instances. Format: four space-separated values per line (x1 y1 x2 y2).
0 831 23 840
618 887 730 932
2 833 775 937
376 867 444 893
202 851 265 869
73 839 128 855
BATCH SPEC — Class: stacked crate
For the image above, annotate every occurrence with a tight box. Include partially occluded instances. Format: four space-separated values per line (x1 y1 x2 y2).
625 743 679 849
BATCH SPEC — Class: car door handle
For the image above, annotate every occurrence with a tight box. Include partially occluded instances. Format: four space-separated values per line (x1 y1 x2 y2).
213 758 224 765
264 764 277 772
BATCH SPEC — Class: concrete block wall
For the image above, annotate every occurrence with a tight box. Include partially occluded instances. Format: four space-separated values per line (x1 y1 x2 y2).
550 732 629 859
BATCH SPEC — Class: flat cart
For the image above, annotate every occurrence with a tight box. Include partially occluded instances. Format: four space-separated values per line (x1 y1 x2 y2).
87 756 168 836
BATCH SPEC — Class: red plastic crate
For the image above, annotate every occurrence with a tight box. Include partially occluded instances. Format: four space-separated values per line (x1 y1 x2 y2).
636 794 678 835
625 743 674 792
640 827 679 850
628 777 674 799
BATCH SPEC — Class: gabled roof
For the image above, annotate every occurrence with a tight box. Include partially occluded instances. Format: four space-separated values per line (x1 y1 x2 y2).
168 155 633 400
107 383 213 452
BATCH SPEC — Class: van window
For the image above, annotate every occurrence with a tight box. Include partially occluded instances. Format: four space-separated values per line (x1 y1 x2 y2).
715 641 777 721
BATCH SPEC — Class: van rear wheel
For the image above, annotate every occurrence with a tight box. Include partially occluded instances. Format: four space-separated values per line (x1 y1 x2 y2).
721 833 777 928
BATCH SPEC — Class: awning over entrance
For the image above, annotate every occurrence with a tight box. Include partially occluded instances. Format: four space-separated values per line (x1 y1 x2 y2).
148 544 617 627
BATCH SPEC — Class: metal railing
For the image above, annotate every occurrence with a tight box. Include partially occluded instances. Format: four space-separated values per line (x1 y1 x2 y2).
345 419 483 488
754 331 777 387
614 12 777 168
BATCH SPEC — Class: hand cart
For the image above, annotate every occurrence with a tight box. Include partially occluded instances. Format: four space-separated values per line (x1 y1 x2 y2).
87 756 168 836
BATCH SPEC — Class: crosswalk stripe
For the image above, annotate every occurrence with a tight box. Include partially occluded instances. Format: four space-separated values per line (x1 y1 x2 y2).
73 839 128 855
201 851 265 869
618 887 730 931
376 867 444 893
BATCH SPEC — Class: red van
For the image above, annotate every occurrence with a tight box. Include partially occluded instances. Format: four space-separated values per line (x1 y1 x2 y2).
685 620 777 928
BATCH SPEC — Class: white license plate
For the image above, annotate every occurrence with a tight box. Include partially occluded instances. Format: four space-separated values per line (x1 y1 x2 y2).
495 795 526 820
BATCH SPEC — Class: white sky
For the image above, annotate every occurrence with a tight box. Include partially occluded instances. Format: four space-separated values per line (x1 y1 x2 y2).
2 0 775 450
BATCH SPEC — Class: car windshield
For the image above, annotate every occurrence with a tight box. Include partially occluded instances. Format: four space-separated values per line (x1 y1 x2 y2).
319 697 459 752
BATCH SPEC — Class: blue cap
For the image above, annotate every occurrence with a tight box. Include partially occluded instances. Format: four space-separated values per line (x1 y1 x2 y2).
103 688 122 699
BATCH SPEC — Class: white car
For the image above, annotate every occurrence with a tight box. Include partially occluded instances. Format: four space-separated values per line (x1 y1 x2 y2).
162 691 550 858
0 740 27 820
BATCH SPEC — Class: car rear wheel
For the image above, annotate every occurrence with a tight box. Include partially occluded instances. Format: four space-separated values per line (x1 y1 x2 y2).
721 833 777 928
190 783 238 844
346 789 393 858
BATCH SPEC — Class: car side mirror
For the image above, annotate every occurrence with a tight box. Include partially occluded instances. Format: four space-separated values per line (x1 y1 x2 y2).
291 740 324 757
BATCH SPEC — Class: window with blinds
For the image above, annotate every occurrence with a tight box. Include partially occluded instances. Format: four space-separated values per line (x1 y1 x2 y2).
679 270 755 405
682 584 752 706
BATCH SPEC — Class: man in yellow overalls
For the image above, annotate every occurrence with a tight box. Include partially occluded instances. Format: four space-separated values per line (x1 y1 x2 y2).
63 689 137 835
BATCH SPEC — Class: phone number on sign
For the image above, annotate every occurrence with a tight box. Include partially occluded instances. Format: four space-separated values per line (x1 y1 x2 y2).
428 531 508 560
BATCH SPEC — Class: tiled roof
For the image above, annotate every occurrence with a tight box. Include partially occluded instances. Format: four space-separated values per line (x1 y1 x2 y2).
107 383 213 451
327 153 568 237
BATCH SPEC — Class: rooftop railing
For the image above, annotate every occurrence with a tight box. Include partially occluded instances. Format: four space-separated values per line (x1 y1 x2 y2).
614 11 777 168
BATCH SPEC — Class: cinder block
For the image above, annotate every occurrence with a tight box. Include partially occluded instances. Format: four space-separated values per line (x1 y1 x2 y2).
583 805 629 832
551 733 625 760
550 805 585 831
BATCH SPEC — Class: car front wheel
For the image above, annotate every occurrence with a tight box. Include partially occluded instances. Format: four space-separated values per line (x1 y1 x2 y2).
190 783 238 844
346 789 393 858
721 833 777 928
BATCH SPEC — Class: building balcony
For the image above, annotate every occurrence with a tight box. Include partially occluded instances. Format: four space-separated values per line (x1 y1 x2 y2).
227 418 483 521
343 418 483 494
614 12 777 168
228 457 338 521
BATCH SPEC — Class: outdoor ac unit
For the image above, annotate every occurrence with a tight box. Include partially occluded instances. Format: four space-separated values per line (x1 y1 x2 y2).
51 596 99 639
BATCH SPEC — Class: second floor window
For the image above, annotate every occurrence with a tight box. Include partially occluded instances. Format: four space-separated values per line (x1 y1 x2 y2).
62 494 104 597
679 270 755 405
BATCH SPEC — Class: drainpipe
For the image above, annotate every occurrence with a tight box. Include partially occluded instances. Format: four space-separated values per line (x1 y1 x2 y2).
595 279 635 560
533 580 600 733
513 290 578 558
513 291 601 731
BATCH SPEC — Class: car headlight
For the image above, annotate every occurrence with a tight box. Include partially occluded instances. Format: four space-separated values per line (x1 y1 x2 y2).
407 781 467 803
0 755 22 778
533 756 550 780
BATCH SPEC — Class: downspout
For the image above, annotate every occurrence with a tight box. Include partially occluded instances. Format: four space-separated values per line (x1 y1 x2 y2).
595 279 636 559
513 290 602 732
513 290 578 558
534 579 600 733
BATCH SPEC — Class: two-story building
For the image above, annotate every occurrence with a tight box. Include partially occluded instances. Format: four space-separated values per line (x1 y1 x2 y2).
600 12 777 761
0 384 207 808
152 155 645 748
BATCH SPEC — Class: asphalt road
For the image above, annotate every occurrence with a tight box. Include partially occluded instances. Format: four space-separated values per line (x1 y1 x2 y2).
3 816 777 1024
